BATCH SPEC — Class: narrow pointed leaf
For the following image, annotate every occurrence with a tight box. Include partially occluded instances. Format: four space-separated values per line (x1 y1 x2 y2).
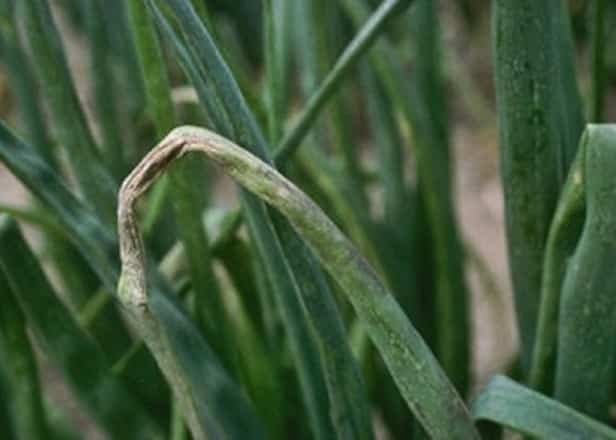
0 123 266 440
473 375 616 439
0 266 50 440
0 216 164 439
555 124 616 421
17 0 117 221
492 0 584 369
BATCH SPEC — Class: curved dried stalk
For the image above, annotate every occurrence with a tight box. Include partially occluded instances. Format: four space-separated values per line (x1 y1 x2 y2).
118 126 479 439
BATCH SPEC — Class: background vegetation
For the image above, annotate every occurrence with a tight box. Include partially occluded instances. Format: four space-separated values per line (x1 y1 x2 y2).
0 0 615 438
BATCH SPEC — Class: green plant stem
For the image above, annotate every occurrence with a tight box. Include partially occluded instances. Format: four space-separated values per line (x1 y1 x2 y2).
118 126 479 439
274 0 414 166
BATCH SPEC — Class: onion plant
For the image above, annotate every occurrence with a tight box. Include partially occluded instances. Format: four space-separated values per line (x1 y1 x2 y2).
0 0 615 439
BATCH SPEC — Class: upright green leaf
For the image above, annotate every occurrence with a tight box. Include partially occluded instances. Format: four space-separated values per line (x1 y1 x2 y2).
0 362 16 440
0 0 54 165
0 216 164 440
263 0 291 144
17 0 117 221
409 0 470 394
0 266 49 440
128 0 232 368
83 0 125 178
529 139 585 394
590 0 607 122
491 0 584 369
341 0 469 393
555 124 616 421
275 0 415 165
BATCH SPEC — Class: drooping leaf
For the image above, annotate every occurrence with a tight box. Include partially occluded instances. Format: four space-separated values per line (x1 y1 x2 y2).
117 126 480 439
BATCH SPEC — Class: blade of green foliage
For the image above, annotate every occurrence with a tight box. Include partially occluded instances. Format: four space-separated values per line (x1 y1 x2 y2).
102 0 146 131
529 139 586 394
216 253 285 439
289 2 377 260
292 0 376 264
125 280 267 440
0 0 54 165
591 0 607 122
0 362 16 440
128 0 232 369
0 265 50 440
120 126 480 439
0 216 164 439
147 2 362 437
1 0 137 365
0 126 168 412
270 215 374 440
473 375 616 439
83 0 125 179
359 63 421 437
17 0 117 222
216 236 266 334
165 0 378 434
409 0 470 394
0 122 119 287
263 0 291 144
48 240 137 364
0 122 266 440
146 3 234 136
144 7 333 438
341 0 470 394
554 124 616 421
361 64 419 321
275 0 414 165
0 203 66 237
551 1 585 169
492 0 585 370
